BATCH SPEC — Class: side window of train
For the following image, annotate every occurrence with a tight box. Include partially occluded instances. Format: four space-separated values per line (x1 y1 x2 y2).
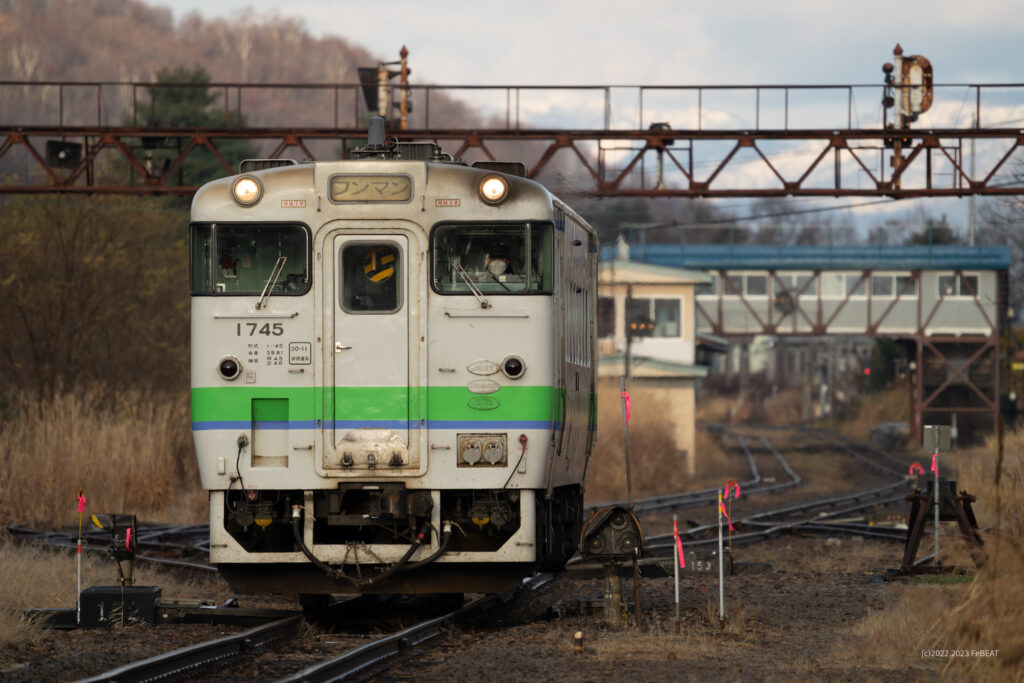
340 243 402 313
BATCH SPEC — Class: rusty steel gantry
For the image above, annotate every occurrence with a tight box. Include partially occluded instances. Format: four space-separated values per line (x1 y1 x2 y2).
3 79 1024 197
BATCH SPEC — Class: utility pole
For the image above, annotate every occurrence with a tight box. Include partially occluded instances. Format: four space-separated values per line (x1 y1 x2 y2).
399 45 410 131
969 113 976 245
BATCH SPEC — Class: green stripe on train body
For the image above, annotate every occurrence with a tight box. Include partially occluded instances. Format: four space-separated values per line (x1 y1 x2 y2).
191 386 558 423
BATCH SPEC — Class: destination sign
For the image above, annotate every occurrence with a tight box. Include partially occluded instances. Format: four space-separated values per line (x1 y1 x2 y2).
329 174 412 202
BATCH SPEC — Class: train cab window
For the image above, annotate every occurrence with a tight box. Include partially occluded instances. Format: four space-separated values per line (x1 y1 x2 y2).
189 223 310 296
432 223 553 294
340 243 401 313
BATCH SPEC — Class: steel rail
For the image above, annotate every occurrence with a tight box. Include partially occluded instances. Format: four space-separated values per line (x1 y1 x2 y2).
644 492 910 553
76 615 302 683
276 573 552 683
615 431 802 515
5 525 217 572
637 427 912 553
608 432 762 513
801 428 911 477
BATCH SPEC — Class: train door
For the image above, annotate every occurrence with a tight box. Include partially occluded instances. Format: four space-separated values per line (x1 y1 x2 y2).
323 232 416 472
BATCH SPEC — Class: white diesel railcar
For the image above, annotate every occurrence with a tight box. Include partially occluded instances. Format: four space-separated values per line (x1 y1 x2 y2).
189 121 597 594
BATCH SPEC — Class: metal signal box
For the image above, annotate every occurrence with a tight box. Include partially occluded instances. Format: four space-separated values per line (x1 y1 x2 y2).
79 585 162 627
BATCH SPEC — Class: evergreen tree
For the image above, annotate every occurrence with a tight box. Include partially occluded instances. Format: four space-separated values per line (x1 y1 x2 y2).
904 216 959 245
129 65 258 186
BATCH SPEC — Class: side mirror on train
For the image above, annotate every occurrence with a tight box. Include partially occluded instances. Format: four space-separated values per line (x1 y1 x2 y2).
579 505 644 559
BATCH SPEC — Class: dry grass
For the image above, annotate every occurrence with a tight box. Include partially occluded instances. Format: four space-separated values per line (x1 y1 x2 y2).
841 584 961 669
0 541 231 644
586 392 735 503
0 387 204 530
838 421 1024 680
586 393 680 503
834 385 911 443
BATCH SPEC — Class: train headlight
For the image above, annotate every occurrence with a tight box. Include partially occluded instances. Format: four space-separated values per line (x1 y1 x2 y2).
479 175 509 205
502 355 525 379
218 356 242 381
232 176 262 206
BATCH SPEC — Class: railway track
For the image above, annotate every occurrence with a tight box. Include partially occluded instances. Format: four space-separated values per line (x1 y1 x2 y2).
640 428 914 555
75 574 552 683
11 426 915 576
606 432 803 514
6 425 934 681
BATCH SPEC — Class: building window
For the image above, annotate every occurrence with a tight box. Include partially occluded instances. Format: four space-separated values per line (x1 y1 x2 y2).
627 298 682 338
895 274 918 297
871 274 894 297
598 297 614 338
653 300 681 337
745 274 768 296
938 273 980 298
846 273 867 297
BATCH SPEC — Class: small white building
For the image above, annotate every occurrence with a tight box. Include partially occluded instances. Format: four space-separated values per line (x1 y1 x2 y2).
597 253 713 475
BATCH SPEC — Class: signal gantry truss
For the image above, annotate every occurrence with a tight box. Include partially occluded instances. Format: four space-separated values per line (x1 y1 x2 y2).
3 80 1024 197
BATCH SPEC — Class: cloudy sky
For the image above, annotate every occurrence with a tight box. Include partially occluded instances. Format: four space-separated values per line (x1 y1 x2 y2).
162 0 1024 231
164 0 1024 85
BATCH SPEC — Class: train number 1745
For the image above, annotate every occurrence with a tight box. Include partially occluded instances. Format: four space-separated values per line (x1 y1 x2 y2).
236 322 284 336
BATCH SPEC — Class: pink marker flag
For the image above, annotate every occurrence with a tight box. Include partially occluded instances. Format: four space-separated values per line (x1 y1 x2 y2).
909 462 925 476
724 480 741 500
126 528 132 549
77 491 86 513
673 520 686 568
719 500 734 532
621 391 631 427
931 453 939 475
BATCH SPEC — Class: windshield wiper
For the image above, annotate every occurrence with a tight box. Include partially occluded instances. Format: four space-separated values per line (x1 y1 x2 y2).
256 256 287 310
452 262 490 309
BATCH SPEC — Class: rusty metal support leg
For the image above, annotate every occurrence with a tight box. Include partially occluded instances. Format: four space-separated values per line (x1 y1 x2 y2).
955 492 987 568
901 492 929 572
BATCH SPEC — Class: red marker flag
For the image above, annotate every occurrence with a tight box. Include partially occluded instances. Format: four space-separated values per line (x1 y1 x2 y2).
77 490 86 514
724 480 741 500
673 519 686 568
719 500 734 532
126 528 132 550
621 391 631 427
931 453 939 476
909 462 925 476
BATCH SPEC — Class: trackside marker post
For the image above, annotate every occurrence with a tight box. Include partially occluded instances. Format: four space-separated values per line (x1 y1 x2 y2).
931 451 940 562
76 490 86 625
724 480 741 553
717 489 725 626
672 515 682 632
620 377 634 509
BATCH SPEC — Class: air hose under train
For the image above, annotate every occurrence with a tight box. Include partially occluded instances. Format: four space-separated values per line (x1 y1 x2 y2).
290 506 449 588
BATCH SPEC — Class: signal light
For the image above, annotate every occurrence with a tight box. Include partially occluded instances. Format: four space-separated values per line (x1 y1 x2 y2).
864 367 871 376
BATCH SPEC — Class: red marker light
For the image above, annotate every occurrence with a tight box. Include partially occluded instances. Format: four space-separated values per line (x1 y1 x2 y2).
864 367 871 375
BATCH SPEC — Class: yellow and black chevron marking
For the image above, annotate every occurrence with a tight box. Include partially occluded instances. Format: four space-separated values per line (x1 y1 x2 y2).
363 247 396 283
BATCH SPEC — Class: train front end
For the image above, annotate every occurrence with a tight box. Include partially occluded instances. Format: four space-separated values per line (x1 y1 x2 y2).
189 140 590 595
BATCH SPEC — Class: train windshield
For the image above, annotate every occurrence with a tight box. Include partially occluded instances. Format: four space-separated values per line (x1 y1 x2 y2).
190 223 310 296
432 223 553 294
